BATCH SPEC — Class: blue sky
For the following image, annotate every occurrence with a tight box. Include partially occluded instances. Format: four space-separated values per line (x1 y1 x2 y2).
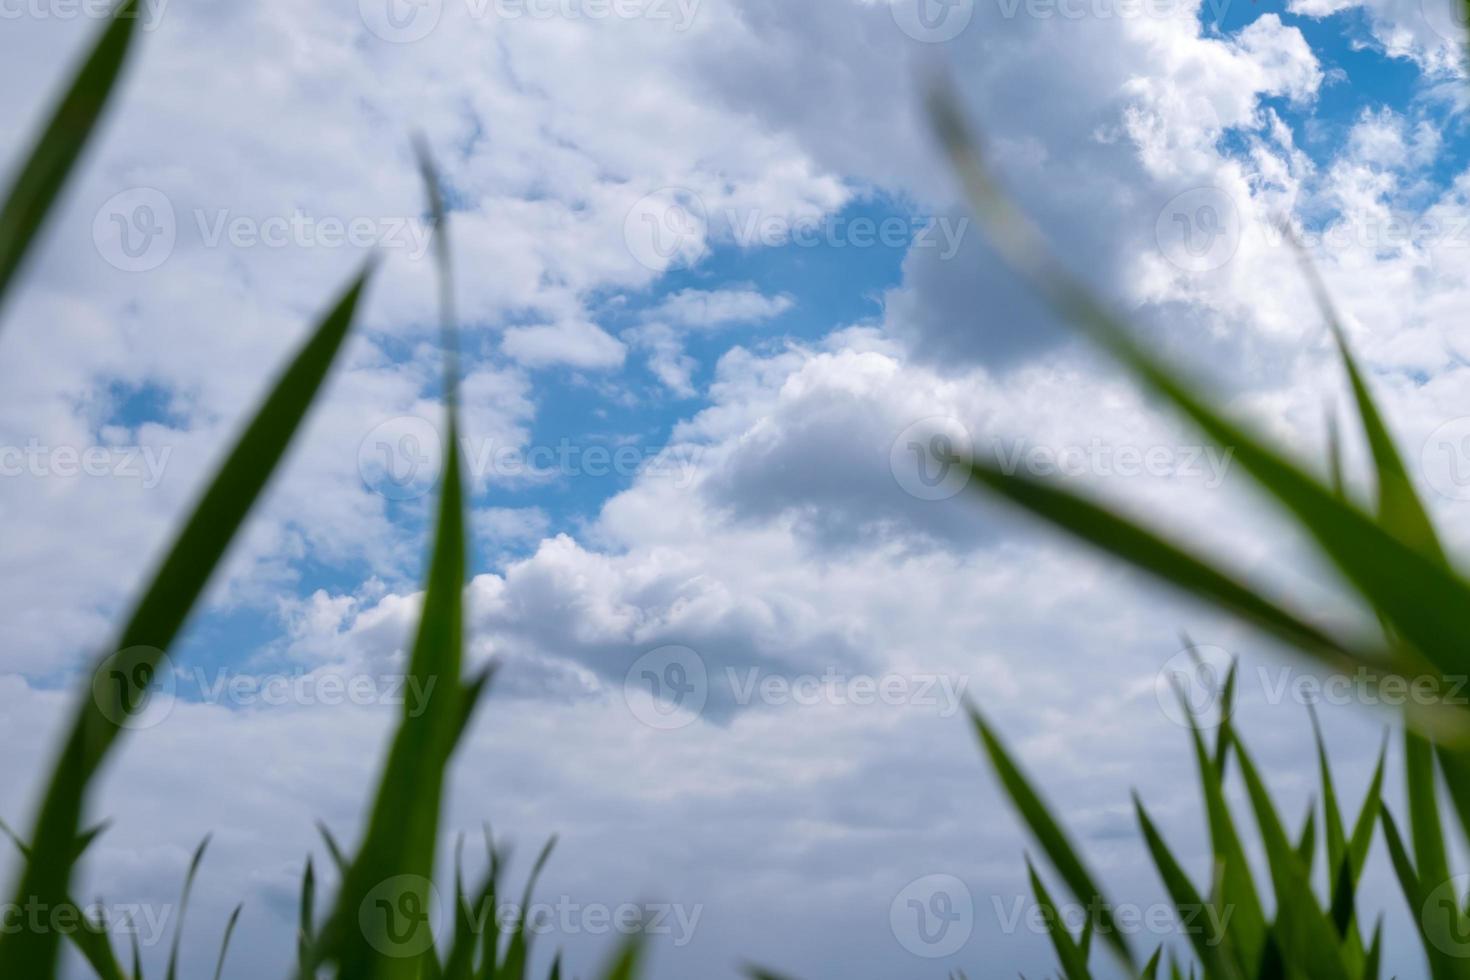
3 0 1470 976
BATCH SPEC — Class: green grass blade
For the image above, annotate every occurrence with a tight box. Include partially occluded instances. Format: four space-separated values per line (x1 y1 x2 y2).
212 902 243 980
0 0 140 318
299 856 316 971
1295 803 1317 874
970 707 1134 969
1381 807 1470 980
596 933 644 980
316 822 349 874
1407 730 1453 911
1231 738 1350 980
1025 857 1092 980
1362 917 1383 980
500 837 558 980
165 835 211 980
961 457 1383 674
930 81 1470 694
1139 946 1163 980
1292 240 1444 561
0 265 370 979
1172 685 1266 972
1133 796 1240 980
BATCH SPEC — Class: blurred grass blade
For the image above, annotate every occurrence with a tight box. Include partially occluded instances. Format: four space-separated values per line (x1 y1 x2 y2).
929 80 1470 695
1170 679 1266 972
1231 739 1350 980
213 902 243 980
1291 237 1444 561
500 837 558 980
970 707 1134 969
0 0 140 318
165 834 211 980
1025 857 1092 980
1381 807 1470 980
961 456 1380 674
299 856 316 971
0 266 371 978
1140 946 1163 980
597 932 645 980
1133 796 1240 980
312 143 476 980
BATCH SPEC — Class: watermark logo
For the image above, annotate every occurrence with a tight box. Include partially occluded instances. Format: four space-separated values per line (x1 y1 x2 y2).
624 187 709 272
1155 644 1235 730
890 874 973 958
1420 0 1470 42
890 0 974 41
93 189 432 271
1424 875 1470 958
623 646 709 730
890 416 973 501
359 416 445 501
1155 187 1240 273
0 0 170 29
1422 417 1470 501
92 646 175 730
360 0 444 42
360 875 443 958
94 188 176 273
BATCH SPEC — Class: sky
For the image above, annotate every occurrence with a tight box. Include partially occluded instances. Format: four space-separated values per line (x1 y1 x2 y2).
2 0 1470 976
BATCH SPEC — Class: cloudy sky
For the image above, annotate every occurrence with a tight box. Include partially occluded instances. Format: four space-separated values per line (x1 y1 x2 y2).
3 0 1470 975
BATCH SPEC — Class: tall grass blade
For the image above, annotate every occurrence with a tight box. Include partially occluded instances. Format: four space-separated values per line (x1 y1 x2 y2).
165 834 211 980
0 0 140 318
212 902 243 980
0 266 371 978
970 707 1134 969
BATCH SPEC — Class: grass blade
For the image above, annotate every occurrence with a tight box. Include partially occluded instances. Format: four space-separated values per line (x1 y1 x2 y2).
970 706 1134 969
0 266 371 978
0 0 140 318
165 835 211 980
212 902 243 980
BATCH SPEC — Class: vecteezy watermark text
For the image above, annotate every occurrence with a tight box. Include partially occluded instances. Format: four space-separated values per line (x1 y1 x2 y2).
0 441 170 488
359 0 702 43
621 645 969 730
622 187 970 271
358 416 703 500
93 187 433 272
357 874 701 959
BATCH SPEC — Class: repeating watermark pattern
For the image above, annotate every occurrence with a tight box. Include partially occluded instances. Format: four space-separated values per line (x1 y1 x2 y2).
726 667 969 717
623 645 709 730
0 0 168 27
1422 417 1470 501
361 875 443 958
0 899 174 947
1423 874 1470 958
890 874 974 958
359 0 701 43
1157 186 1470 274
356 875 700 958
890 417 973 502
890 0 975 42
92 648 439 730
93 188 433 272
1154 643 1236 730
992 895 1232 943
1420 0 1470 42
889 417 1237 501
991 438 1235 488
622 187 969 272
0 440 171 488
621 647 969 729
1154 645 1470 729
358 416 703 500
990 0 1232 20
1155 187 1241 273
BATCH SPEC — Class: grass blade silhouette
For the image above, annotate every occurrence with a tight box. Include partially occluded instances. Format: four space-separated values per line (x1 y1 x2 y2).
0 0 141 318
0 267 371 977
